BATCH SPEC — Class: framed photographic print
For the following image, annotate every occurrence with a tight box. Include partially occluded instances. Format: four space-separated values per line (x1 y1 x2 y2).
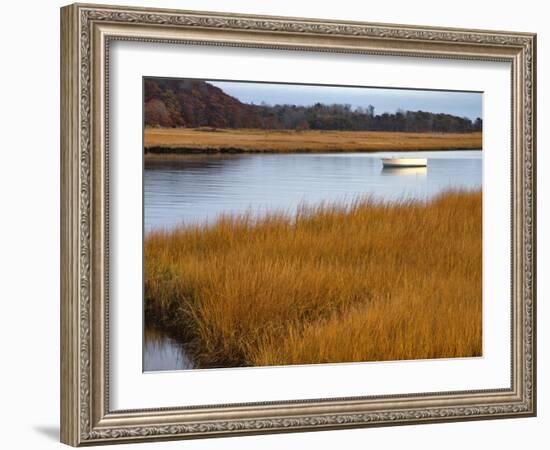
60 3 537 446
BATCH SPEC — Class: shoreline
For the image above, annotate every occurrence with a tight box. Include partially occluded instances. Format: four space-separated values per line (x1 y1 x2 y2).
144 146 482 156
144 128 482 155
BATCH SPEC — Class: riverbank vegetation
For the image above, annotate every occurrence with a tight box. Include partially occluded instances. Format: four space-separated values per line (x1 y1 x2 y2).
144 190 482 368
144 128 482 154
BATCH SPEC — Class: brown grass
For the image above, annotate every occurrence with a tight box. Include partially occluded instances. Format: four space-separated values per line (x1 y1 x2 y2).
144 128 482 154
144 190 482 368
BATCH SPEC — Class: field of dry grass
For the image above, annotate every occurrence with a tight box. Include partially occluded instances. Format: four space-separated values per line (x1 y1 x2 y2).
144 190 482 368
144 128 482 154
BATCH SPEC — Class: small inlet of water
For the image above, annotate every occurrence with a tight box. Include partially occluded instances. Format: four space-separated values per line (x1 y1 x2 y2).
143 327 194 371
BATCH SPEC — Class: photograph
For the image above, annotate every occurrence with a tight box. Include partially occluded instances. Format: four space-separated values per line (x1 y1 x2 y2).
142 78 483 371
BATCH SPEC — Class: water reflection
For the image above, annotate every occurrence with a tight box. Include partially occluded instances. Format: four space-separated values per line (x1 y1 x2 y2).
381 166 428 176
145 154 246 172
143 327 194 371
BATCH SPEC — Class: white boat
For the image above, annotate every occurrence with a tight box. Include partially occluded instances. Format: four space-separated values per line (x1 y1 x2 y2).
381 157 427 168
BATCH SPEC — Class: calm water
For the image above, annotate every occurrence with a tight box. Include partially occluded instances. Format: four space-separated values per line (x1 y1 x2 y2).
143 328 193 371
143 150 482 371
144 150 482 231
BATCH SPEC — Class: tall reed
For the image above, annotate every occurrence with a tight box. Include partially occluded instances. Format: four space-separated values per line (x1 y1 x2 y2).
144 190 482 368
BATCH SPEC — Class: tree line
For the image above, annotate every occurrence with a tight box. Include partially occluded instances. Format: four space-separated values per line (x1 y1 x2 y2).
145 78 482 133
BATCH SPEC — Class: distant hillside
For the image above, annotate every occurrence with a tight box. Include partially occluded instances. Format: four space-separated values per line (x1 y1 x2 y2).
144 78 262 129
144 78 482 133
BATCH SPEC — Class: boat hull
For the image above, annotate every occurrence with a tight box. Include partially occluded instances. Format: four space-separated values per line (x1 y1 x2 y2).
381 157 427 168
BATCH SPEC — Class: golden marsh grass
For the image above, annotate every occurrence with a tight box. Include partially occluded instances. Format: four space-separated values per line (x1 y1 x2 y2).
144 190 482 368
144 128 482 153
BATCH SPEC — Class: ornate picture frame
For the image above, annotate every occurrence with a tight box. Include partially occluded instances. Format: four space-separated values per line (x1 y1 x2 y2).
60 3 536 446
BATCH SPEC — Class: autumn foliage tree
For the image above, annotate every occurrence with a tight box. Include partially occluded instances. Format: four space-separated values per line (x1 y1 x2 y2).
144 98 174 128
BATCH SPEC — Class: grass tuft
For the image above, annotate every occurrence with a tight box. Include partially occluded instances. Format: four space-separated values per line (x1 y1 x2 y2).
145 190 482 368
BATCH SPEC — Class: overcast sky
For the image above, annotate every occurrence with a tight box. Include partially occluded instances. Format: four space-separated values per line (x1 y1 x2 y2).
210 81 482 120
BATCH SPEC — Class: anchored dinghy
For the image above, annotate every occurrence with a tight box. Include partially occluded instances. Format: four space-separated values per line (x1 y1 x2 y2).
381 157 427 168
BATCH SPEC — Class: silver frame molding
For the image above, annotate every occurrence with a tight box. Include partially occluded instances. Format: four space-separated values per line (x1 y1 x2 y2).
60 3 536 446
